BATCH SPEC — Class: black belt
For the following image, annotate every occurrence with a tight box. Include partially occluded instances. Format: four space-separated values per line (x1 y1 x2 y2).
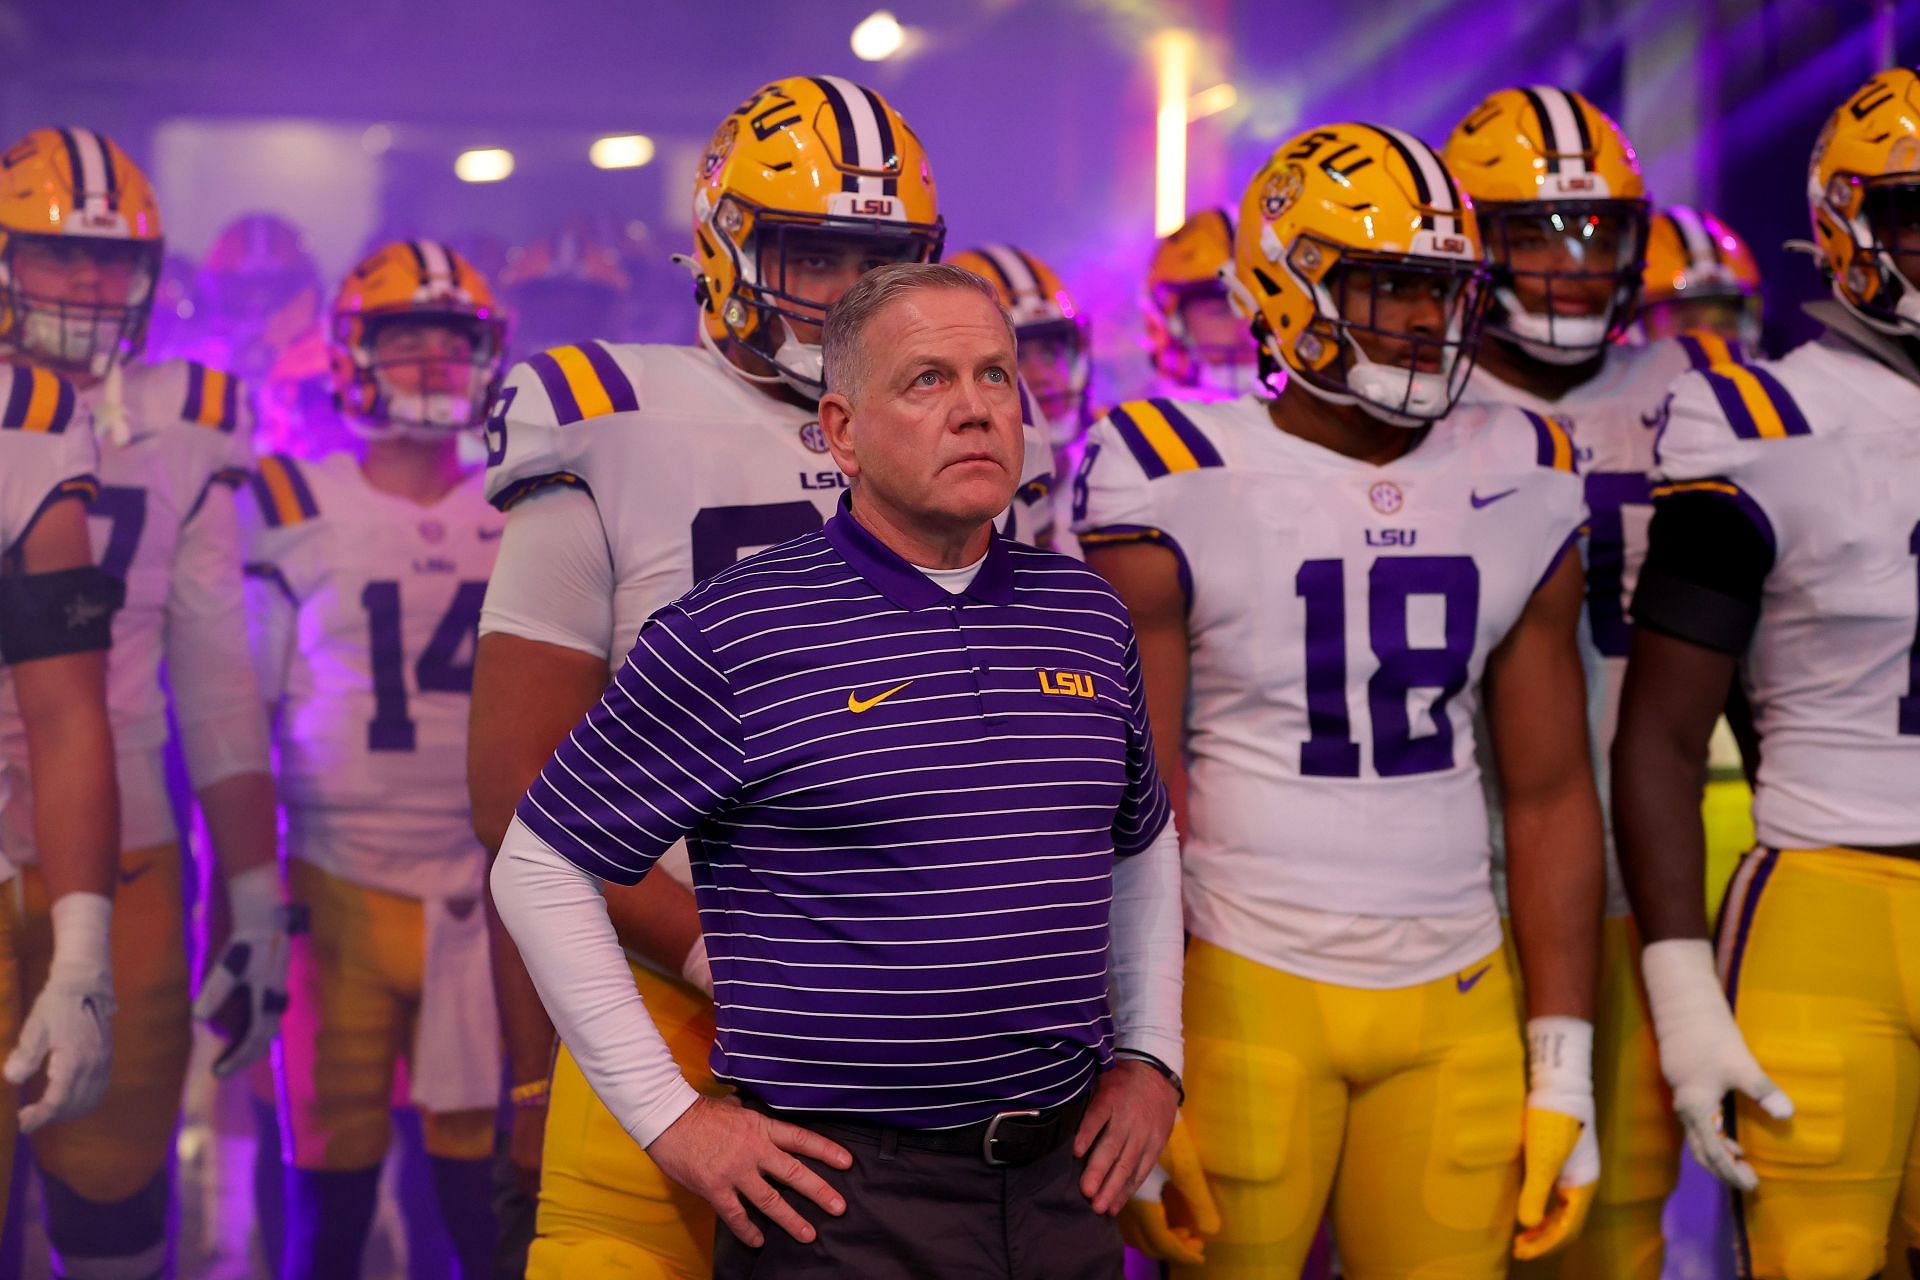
747 1090 1090 1168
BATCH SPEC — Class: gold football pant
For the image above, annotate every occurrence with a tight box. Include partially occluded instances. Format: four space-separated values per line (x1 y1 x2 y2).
1175 937 1525 1278
528 959 719 1280
17 841 191 1198
1718 847 1920 1280
278 858 493 1170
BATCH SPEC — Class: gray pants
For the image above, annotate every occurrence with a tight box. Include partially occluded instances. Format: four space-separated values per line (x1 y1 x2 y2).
712 1116 1123 1279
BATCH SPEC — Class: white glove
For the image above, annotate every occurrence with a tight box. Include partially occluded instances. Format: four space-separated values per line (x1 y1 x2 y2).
4 893 114 1133
1641 938 1793 1190
1515 1016 1599 1259
194 864 299 1077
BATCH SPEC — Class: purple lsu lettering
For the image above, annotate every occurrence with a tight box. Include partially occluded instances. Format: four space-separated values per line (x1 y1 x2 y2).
1365 528 1417 547
800 470 851 491
1038 669 1096 698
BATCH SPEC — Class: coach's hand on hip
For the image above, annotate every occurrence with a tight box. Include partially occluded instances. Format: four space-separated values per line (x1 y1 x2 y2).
647 1095 853 1247
1076 1058 1181 1214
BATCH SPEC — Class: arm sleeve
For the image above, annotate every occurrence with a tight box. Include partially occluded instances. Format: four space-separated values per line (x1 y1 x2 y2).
491 817 701 1146
515 604 748 885
1631 486 1776 654
1109 820 1184 1074
1112 629 1173 856
242 560 298 713
168 475 272 785
477 484 615 660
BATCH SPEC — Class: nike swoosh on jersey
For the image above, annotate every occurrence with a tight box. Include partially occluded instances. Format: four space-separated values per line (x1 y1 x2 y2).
1456 963 1492 993
1469 488 1518 509
119 863 153 886
847 680 913 714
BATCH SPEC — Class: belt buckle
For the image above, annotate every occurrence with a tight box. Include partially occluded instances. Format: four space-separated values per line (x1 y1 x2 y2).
981 1108 1043 1167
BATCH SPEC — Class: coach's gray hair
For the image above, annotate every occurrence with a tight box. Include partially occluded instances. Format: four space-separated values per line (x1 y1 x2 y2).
822 262 1016 402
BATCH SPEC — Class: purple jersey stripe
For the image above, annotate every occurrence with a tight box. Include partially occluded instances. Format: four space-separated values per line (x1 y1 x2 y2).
1699 368 1762 439
1106 406 1171 479
527 351 583 425
1744 366 1811 437
579 341 639 414
516 509 1169 1128
1153 399 1224 468
2 367 34 429
183 362 207 424
49 376 76 433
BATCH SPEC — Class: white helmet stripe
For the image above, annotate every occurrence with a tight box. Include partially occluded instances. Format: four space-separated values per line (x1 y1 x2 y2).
1376 125 1460 237
62 128 114 218
817 74 887 198
981 244 1042 299
415 239 454 286
1667 206 1718 269
1527 86 1590 175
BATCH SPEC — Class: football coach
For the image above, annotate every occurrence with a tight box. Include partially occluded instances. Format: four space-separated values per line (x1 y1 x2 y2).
492 262 1187 1278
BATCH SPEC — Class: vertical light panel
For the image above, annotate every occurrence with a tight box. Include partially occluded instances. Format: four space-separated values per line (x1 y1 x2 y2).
1154 29 1195 237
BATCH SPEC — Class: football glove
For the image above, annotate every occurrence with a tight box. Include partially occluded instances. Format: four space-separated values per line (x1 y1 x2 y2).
1641 938 1792 1191
194 864 302 1077
4 892 114 1133
1514 1016 1600 1260
1117 1111 1221 1265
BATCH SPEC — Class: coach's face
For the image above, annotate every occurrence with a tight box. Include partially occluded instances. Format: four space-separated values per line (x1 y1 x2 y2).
825 287 1025 534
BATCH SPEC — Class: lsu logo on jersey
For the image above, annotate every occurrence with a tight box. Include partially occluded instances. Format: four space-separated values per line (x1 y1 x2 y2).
1038 669 1096 698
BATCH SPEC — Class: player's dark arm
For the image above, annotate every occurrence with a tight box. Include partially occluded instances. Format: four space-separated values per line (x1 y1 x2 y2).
1084 542 1192 840
9 498 117 902
1485 550 1602 1020
1612 491 1771 943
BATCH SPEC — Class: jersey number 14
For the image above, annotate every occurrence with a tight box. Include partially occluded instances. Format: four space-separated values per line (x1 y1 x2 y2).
361 580 488 752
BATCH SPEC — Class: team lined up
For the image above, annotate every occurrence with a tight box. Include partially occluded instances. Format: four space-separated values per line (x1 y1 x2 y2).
0 62 1909 1280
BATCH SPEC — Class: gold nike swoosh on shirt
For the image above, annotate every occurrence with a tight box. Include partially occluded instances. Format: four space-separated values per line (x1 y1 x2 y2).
847 680 913 713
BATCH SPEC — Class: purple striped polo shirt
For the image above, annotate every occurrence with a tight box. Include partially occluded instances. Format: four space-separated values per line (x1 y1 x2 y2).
517 499 1171 1128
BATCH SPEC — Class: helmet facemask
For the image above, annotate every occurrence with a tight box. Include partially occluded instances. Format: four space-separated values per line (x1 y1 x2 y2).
338 311 505 443
707 194 943 400
1836 173 1920 337
1 232 161 378
1278 237 1490 427
1481 200 1648 363
1013 317 1091 437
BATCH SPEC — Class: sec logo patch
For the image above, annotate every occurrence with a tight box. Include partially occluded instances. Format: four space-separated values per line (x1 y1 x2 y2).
1368 481 1404 515
799 422 830 454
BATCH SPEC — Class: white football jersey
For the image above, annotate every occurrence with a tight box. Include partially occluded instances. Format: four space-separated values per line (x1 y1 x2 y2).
481 341 1059 663
242 451 501 899
1463 335 1732 914
0 365 98 871
1653 331 1920 848
1 359 262 857
1073 395 1585 973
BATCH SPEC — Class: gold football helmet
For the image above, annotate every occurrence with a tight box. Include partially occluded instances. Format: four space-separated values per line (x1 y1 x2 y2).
690 75 943 399
1808 67 1920 338
1443 86 1649 363
0 127 164 378
948 243 1088 431
1640 205 1763 347
330 239 507 440
1144 209 1262 395
1228 122 1488 425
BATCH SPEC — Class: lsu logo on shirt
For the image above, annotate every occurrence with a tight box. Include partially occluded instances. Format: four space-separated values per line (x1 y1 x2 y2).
1038 669 1096 698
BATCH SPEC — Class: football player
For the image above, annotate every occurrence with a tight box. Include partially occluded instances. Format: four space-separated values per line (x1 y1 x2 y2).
1079 122 1604 1276
1637 204 1765 350
1142 208 1263 401
1442 87 1737 1280
467 75 1057 1280
0 365 121 1238
1614 67 1920 1280
242 240 507 1280
949 243 1090 472
0 127 286 1280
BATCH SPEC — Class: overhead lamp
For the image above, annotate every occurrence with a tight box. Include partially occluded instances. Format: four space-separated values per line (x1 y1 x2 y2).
851 10 905 61
454 148 513 183
590 134 656 169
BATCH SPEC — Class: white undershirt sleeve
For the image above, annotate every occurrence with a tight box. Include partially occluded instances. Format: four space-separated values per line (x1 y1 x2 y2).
478 485 615 660
491 815 700 1147
170 479 273 786
1109 821 1184 1075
